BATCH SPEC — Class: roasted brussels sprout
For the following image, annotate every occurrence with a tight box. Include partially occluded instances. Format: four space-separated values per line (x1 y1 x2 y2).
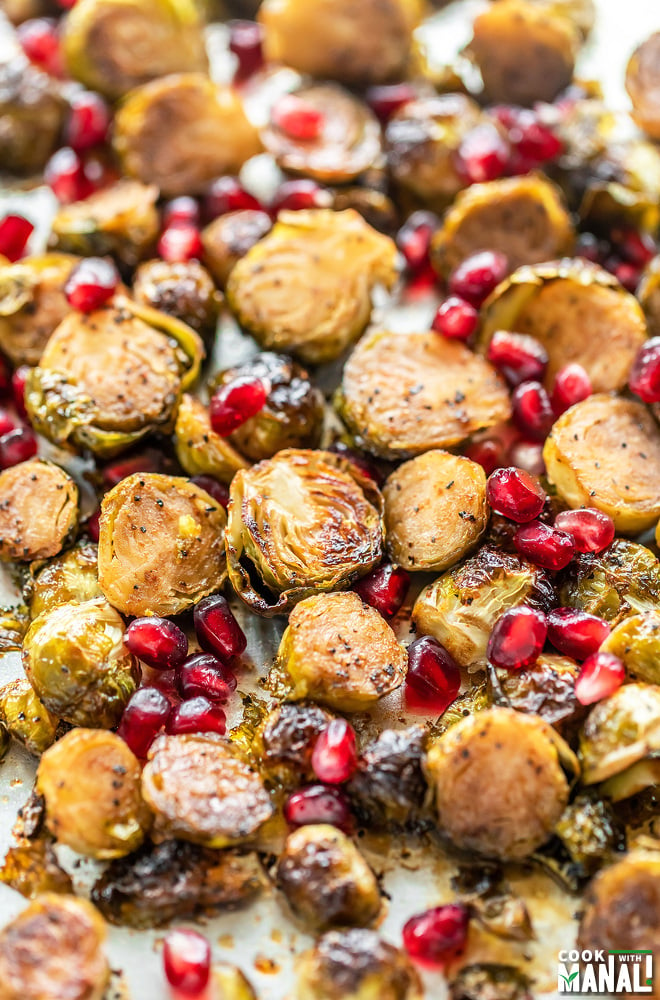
210 353 324 462
113 74 260 198
578 682 660 786
430 176 574 279
63 0 208 99
638 256 660 341
174 394 248 484
626 33 660 140
337 331 511 459
296 929 423 1000
529 0 595 38
91 840 264 927
436 681 490 731
600 611 660 685
346 726 428 830
331 187 398 234
273 591 407 709
49 180 159 268
37 729 150 858
4 0 58 23
0 722 10 762
252 702 335 787
226 210 397 365
142 734 273 847
0 838 74 899
132 259 219 347
23 597 140 729
0 56 67 174
201 210 273 288
558 539 660 626
426 708 574 861
488 654 585 734
478 259 648 392
449 964 533 1000
0 254 78 367
544 395 660 534
0 678 58 755
28 542 102 619
98 472 227 616
0 460 79 563
553 795 624 877
0 605 29 654
226 449 384 616
0 894 109 1000
413 546 554 671
452 864 533 942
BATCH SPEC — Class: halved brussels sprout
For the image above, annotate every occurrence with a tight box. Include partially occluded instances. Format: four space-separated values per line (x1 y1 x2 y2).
0 678 58 755
0 459 79 563
273 591 407 710
626 33 660 140
553 795 623 876
579 682 660 785
383 450 488 572
226 209 397 365
226 449 384 616
0 838 74 899
0 254 78 367
113 74 261 198
437 681 490 732
413 545 555 671
0 605 29 654
295 929 423 1000
558 539 660 626
577 138 660 236
449 964 533 1000
132 259 219 348
426 707 574 861
0 56 67 174
600 611 660 685
49 181 159 268
478 259 648 392
23 597 140 728
452 864 533 942
430 176 574 279
337 331 511 459
332 188 398 234
346 726 428 830
28 542 102 619
638 255 660 338
251 702 334 788
98 472 227 616
543 395 660 534
174 394 248 484
63 0 208 99
201 210 273 288
488 653 584 734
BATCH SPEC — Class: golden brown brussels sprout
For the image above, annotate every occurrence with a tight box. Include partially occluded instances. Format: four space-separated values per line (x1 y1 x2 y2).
543 395 660 534
0 838 74 899
0 57 67 174
528 0 595 39
449 964 533 1000
226 209 397 365
132 259 219 347
0 605 29 654
413 545 555 671
452 865 533 942
277 825 381 931
274 591 407 710
468 0 579 106
295 928 423 1000
98 472 226 616
4 0 58 23
212 966 258 1000
0 460 79 563
430 176 574 279
0 254 77 367
37 729 150 858
552 795 623 878
0 894 109 1000
337 331 511 459
638 256 660 339
201 209 273 288
426 708 573 860
576 138 660 236
174 394 248 484
63 0 208 100
113 74 260 198
28 542 102 619
226 449 384 616
0 722 10 762
383 450 488 572
91 840 264 928
559 539 660 626
331 187 398 234
49 180 159 268
626 33 660 141
579 682 660 786
346 726 428 830
259 0 423 87
142 734 274 848
0 678 58 755
600 611 660 685
487 653 584 734
23 597 140 728
252 702 335 787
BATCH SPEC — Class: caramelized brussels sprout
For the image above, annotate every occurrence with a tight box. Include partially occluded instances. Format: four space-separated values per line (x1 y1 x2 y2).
210 353 324 461
488 653 585 734
346 726 428 829
553 795 623 876
437 681 490 731
576 137 660 235
98 472 227 616
226 209 397 365
274 591 407 710
226 449 384 616
0 838 74 899
0 57 67 174
638 256 660 338
450 965 533 1000
132 259 218 347
530 0 595 39
430 176 574 279
426 708 573 860
114 74 261 197
23 597 140 728
142 734 273 847
579 683 660 785
478 259 648 392
0 722 10 762
626 33 660 140
295 929 423 1000
37 729 150 858
0 894 109 1000
252 702 335 787
600 611 660 685
174 394 248 484
558 539 660 626
201 210 273 288
0 605 29 654
0 254 77 367
452 864 533 942
4 0 58 23
413 546 554 671
337 331 511 459
0 460 79 563
331 187 398 234
29 542 102 619
63 0 208 99
0 678 58 755
543 395 660 534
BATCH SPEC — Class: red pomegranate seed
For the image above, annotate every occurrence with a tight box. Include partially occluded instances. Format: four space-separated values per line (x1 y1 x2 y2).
486 467 546 522
508 438 545 477
176 653 234 703
366 82 416 122
575 232 604 264
64 256 118 312
163 928 211 997
270 179 333 214
514 116 563 163
166 696 227 736
193 594 247 662
405 635 461 715
271 94 325 140
486 330 548 386
402 904 470 969
86 508 100 542
611 226 655 267
613 261 640 293
204 176 262 221
125 617 188 671
448 250 509 307
551 363 592 415
283 784 353 832
547 608 611 661
629 337 660 404
158 223 203 263
190 474 230 509
432 296 479 341
0 215 34 263
117 687 171 758
396 211 440 272
464 438 504 476
102 450 162 489
511 380 554 441
229 19 265 82
456 123 509 184
44 147 94 203
17 18 64 77
65 91 110 152
0 409 16 437
162 196 200 228
353 563 410 618
487 605 547 670
209 376 268 436
328 442 383 486
311 719 358 784
553 508 615 553
12 366 29 419
0 427 37 469
574 651 625 706
0 357 10 399
514 520 575 571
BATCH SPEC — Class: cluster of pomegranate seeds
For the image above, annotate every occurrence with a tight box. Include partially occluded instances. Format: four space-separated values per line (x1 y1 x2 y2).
514 520 575 571
365 82 416 123
177 653 235 703
402 904 470 969
354 562 410 618
456 123 510 184
448 250 508 307
311 719 358 784
190 474 230 509
490 106 563 172
511 380 554 441
65 91 111 152
270 178 333 214
574 651 625 706
396 211 439 272
488 605 547 670
405 636 461 715
432 296 479 341
158 223 203 263
629 337 660 404
611 226 656 267
193 594 247 662
464 437 504 476
118 687 171 758
547 608 611 661
486 467 546 522
271 94 325 140
508 439 545 477
166 696 227 736
283 784 353 833
204 176 262 220
0 214 34 262
17 18 64 77
163 928 211 997
64 256 119 311
209 376 269 436
228 19 265 83
11 366 29 419
487 330 548 385
162 196 200 229
124 617 188 671
0 427 38 469
553 508 615 553
551 363 592 415
44 147 94 203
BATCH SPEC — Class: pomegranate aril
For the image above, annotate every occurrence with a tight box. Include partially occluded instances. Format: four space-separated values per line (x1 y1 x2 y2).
229 19 265 82
547 608 611 661
613 260 640 293
86 508 100 542
190 474 230 509
511 380 554 441
210 376 268 436
102 450 162 488
514 520 575 571
163 928 211 996
162 196 200 228
486 330 548 386
0 427 37 469
193 594 247 662
457 123 509 183
464 438 504 476
44 147 93 203
574 651 625 706
402 904 470 969
0 215 34 263
629 336 660 404
514 117 562 163
508 439 545 477
366 82 416 123
65 256 118 312
166 696 227 736
611 226 655 267
354 563 410 618
283 784 352 833
158 223 203 263
432 296 478 341
117 687 171 758
271 93 325 140
405 635 461 715
487 605 547 670
551 363 592 415
486 466 546 522
17 18 64 77
65 91 110 152
553 508 615 554
0 357 10 399
311 719 358 784
328 441 384 486
270 179 333 214
176 654 233 704
125 617 188 671
0 409 16 437
448 250 508 307
204 176 262 221
396 211 439 272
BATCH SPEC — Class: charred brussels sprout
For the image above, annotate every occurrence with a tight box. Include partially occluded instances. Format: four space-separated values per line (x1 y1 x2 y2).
0 254 77 367
0 679 58 755
201 210 273 288
626 33 660 140
558 539 660 626
226 209 397 365
346 726 428 829
23 597 140 729
553 795 624 877
578 682 660 786
37 729 150 858
600 611 660 684
252 702 335 787
132 259 219 348
28 542 102 619
174 394 248 484
488 654 585 734
0 460 79 563
449 964 533 1000
226 449 384 616
0 57 67 174
0 838 74 899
